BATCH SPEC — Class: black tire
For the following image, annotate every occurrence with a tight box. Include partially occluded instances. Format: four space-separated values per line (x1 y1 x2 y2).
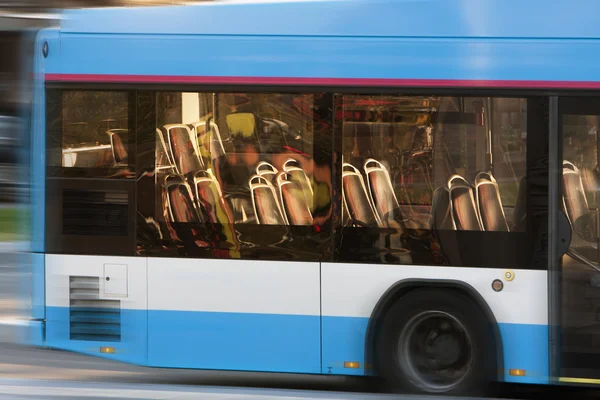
375 288 496 395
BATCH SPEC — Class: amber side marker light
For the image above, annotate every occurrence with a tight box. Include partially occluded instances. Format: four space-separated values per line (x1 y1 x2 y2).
344 362 360 369
509 369 526 377
100 346 115 354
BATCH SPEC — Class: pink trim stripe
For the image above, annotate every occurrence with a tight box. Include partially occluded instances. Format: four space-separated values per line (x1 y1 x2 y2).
45 73 600 89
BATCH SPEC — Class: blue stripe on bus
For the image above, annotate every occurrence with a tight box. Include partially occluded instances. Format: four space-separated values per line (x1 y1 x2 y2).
147 310 321 374
321 316 369 376
45 306 148 366
48 34 600 83
499 323 549 384
45 307 547 383
321 316 549 384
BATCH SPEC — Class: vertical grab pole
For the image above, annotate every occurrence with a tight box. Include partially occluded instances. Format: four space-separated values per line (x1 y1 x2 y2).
484 97 493 173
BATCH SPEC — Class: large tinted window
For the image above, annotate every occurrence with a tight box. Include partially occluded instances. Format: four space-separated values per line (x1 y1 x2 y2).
47 90 134 178
562 107 600 254
45 88 547 267
558 98 600 379
135 92 332 261
45 90 136 256
334 94 548 269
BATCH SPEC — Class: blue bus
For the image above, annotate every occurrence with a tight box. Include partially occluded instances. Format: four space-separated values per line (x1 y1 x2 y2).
20 0 600 394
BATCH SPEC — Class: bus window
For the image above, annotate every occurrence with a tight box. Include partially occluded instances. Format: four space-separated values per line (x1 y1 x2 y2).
334 94 533 268
47 90 133 178
136 91 332 261
44 90 137 257
559 100 600 377
562 113 600 245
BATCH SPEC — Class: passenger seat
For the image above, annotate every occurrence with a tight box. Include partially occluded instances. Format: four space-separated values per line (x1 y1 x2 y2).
188 119 227 165
106 129 128 166
155 128 177 174
363 158 403 230
193 170 234 224
449 175 483 231
163 174 201 223
160 124 204 176
249 174 287 225
282 158 314 212
277 172 313 226
474 171 509 231
256 161 279 185
342 163 381 227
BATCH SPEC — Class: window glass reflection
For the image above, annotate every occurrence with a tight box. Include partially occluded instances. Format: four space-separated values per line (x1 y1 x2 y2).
137 92 331 260
51 91 133 178
558 100 600 376
562 114 600 257
336 95 532 267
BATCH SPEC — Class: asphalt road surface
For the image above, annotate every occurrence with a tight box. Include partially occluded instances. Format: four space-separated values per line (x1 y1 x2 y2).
0 343 516 400
0 342 529 400
0 378 506 400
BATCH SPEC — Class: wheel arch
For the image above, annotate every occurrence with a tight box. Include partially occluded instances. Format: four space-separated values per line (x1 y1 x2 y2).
364 278 504 382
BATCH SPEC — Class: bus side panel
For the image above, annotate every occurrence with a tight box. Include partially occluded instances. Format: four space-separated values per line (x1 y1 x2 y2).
147 258 321 374
57 34 600 84
321 263 549 384
20 28 59 347
45 254 148 365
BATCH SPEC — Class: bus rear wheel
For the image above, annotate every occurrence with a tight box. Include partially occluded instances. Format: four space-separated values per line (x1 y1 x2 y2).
375 288 493 395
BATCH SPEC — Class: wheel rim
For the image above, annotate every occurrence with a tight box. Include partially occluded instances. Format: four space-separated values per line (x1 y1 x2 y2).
398 310 473 392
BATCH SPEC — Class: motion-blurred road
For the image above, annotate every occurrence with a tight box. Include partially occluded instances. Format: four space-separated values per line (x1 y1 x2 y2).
0 377 498 400
0 342 506 399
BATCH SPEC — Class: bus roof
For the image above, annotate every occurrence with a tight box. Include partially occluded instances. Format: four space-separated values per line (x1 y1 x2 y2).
59 0 600 40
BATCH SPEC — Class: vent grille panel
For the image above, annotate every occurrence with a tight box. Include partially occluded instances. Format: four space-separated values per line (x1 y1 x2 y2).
69 276 121 342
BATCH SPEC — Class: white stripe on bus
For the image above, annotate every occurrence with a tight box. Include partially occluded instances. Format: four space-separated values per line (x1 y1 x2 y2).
322 263 547 325
46 255 548 326
147 257 320 316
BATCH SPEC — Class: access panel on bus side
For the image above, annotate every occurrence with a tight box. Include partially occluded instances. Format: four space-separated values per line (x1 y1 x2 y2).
136 91 332 373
